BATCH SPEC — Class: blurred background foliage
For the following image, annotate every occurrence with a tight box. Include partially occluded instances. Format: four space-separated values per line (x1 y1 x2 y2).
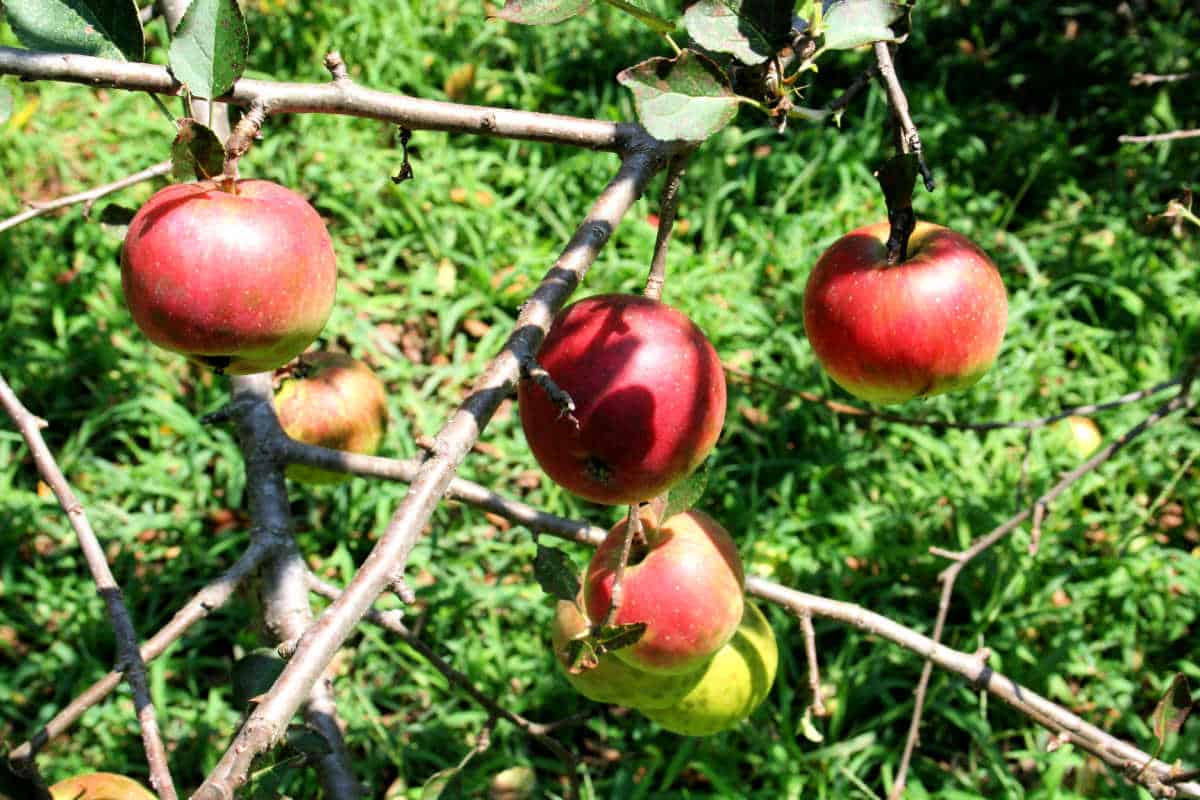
1 0 1198 797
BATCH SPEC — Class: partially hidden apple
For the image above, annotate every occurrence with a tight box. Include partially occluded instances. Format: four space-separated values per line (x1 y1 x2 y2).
518 293 725 505
803 221 1008 404
273 352 388 484
584 508 744 675
121 179 337 375
48 772 156 800
640 601 778 736
551 597 704 709
1062 415 1102 458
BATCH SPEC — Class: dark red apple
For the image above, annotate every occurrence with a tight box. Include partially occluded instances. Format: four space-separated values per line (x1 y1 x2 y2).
803 221 1008 404
517 293 726 505
48 772 156 800
584 509 744 675
121 179 337 375
273 352 388 484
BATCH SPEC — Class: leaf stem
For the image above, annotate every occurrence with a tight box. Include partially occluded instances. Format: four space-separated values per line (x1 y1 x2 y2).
600 0 675 34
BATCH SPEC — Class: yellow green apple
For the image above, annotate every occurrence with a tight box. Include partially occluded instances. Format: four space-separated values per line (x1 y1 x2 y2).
49 773 156 800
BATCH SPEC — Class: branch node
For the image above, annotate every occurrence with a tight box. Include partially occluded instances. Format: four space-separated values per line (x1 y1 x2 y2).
323 51 350 82
389 573 416 604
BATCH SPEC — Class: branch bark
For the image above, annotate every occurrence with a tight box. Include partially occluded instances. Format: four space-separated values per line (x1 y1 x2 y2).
0 160 170 235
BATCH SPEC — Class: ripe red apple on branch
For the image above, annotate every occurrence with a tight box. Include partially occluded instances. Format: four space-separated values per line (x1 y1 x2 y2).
273 351 389 484
121 179 337 375
803 221 1008 404
584 508 744 675
518 293 726 505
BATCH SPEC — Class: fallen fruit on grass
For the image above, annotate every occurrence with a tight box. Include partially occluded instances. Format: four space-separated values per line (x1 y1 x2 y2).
48 772 156 800
518 293 725 505
584 508 744 675
1062 415 1102 458
551 596 704 709
121 179 337 375
803 221 1008 404
273 352 388 484
640 601 778 736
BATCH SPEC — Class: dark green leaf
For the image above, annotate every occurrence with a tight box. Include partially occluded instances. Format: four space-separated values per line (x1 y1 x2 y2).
617 50 740 143
489 0 592 25
562 637 599 674
593 622 647 656
1151 673 1193 742
664 457 712 517
171 118 225 182
5 0 145 60
231 648 286 707
284 728 334 760
167 0 249 99
533 542 580 602
0 86 12 126
96 203 138 226
820 0 908 50
683 0 793 66
874 153 918 215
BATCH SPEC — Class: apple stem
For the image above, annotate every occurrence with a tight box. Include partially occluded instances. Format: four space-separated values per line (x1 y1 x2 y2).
520 357 579 429
599 505 642 628
219 102 270 192
643 149 693 301
885 205 916 265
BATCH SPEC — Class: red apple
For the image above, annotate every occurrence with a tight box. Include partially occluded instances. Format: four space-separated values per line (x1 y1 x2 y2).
584 509 744 675
121 179 337 375
273 352 388 484
49 772 156 800
640 601 778 736
550 597 704 709
803 221 1008 404
517 294 726 505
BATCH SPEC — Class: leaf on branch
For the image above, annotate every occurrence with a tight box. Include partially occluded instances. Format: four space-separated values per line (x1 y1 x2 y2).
819 0 909 50
231 647 287 708
489 0 592 25
5 0 145 61
682 0 793 66
533 541 581 602
96 203 138 226
167 0 249 99
284 728 335 760
0 86 12 126
618 50 741 143
592 621 647 656
1150 673 1193 744
171 118 226 182
663 457 712 518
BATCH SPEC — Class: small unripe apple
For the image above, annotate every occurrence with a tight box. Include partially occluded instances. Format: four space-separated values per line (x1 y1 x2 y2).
48 772 156 800
518 293 726 505
803 221 1008 404
640 602 778 736
584 509 744 675
551 597 705 709
121 179 337 375
1062 415 1102 458
273 352 389 484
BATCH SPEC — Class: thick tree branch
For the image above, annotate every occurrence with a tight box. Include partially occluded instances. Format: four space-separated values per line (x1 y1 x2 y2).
0 375 178 800
191 146 669 799
0 160 171 235
0 47 642 152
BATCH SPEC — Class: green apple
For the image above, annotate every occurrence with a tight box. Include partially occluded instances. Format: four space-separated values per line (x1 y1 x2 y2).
551 598 704 709
640 602 777 736
1062 415 1102 458
49 772 156 800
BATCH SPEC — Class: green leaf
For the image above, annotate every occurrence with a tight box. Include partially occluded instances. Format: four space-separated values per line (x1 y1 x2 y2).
96 203 138 226
231 648 286 707
592 621 648 656
617 50 741 143
489 0 592 25
284 728 334 760
4 0 145 60
820 0 908 50
797 706 825 743
1151 673 1193 742
664 457 712 518
171 118 226 182
0 86 12 126
682 0 793 66
533 542 581 602
167 0 249 99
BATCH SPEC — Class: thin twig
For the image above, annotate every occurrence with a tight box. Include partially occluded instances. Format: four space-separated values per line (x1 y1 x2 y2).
600 506 642 628
828 65 879 115
1130 71 1194 86
191 147 670 799
872 42 933 191
643 149 692 301
0 46 643 153
0 375 178 800
724 362 1182 432
797 608 826 717
307 574 586 799
1119 129 1200 144
0 160 171 235
520 357 578 428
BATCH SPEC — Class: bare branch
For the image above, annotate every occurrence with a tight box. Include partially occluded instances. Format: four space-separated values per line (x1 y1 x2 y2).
797 608 826 717
191 147 669 798
0 160 170 235
644 149 693 301
1130 71 1194 86
0 375 178 800
1119 128 1200 144
520 357 578 428
0 47 642 152
873 42 933 191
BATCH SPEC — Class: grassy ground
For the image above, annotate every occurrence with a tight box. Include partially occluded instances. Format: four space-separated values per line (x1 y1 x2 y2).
2 1 1199 797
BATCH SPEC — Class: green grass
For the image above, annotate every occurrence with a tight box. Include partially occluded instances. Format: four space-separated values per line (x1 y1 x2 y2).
2 1 1199 797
